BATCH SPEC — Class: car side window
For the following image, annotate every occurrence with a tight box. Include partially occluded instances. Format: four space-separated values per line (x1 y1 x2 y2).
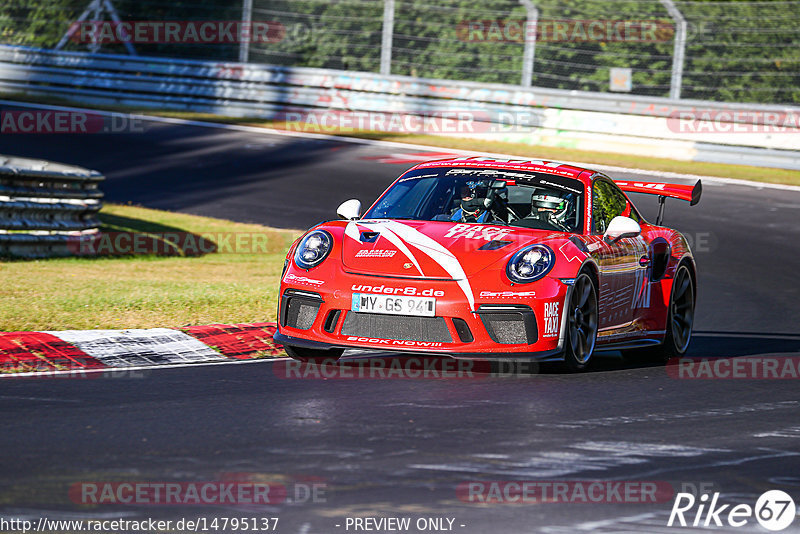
628 205 641 223
592 179 628 234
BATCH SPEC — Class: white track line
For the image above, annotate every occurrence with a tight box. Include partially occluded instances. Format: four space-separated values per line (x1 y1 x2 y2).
2 99 799 193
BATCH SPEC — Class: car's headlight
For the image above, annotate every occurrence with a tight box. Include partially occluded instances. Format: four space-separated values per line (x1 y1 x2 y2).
294 230 333 270
506 244 554 283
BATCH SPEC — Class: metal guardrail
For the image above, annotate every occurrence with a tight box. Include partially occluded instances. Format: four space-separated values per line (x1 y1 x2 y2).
0 44 798 170
0 155 104 258
3 45 799 120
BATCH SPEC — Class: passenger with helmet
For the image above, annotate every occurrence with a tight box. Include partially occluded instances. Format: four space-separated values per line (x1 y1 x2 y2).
528 189 573 231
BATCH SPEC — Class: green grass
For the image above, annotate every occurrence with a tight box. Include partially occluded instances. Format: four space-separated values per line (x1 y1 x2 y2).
2 92 796 186
0 204 301 331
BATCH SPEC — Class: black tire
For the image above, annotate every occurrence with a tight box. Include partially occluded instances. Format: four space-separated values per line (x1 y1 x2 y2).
561 272 599 372
624 264 695 364
283 344 344 363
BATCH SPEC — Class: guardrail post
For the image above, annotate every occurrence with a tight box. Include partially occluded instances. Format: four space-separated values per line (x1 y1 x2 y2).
102 0 136 56
660 0 686 100
55 0 136 56
380 0 395 76
519 0 538 87
239 0 253 63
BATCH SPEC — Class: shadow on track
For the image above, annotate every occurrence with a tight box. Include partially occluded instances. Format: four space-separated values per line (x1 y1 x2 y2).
327 331 800 378
688 331 800 358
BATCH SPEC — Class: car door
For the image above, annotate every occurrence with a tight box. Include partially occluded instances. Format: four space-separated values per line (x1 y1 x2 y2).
590 177 648 331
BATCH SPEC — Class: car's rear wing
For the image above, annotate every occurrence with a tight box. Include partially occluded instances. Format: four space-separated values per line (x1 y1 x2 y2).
614 180 702 205
614 179 702 225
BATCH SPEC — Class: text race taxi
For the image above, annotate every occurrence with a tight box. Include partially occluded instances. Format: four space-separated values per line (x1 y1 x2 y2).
274 157 701 371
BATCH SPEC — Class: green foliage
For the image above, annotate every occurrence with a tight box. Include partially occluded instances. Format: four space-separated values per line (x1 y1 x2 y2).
1 0 797 103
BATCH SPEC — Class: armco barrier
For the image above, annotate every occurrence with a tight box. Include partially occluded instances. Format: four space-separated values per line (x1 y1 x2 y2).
0 45 798 170
0 155 104 258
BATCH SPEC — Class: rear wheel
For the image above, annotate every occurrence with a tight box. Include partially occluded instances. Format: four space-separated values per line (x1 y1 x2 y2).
562 273 598 372
624 264 694 364
283 344 344 363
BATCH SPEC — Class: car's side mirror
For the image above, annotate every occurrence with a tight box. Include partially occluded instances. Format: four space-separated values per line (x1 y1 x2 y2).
603 216 641 243
337 199 362 220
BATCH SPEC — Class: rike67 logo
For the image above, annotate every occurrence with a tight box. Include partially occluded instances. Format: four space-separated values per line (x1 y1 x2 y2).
668 490 796 531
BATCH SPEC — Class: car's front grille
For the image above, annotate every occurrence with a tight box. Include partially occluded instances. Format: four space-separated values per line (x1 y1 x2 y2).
451 318 474 343
477 305 538 345
286 300 319 330
323 309 341 333
480 314 528 344
281 290 322 330
340 312 453 342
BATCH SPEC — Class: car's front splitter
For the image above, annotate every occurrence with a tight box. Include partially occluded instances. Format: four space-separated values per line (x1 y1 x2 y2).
273 331 566 363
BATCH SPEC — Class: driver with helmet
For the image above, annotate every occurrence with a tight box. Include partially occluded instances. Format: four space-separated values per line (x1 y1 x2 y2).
452 183 493 223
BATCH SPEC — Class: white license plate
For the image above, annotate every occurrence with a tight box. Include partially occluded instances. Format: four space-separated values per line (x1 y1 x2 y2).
351 293 436 317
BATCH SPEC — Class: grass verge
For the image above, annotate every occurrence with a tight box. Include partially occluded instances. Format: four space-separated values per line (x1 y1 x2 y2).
0 204 300 331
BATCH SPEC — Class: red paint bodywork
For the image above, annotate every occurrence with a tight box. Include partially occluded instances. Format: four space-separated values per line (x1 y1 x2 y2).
278 157 697 360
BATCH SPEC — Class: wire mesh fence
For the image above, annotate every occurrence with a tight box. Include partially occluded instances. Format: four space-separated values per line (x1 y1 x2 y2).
0 0 797 104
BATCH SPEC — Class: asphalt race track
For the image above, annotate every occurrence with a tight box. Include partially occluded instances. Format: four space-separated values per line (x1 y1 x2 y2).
2 109 800 533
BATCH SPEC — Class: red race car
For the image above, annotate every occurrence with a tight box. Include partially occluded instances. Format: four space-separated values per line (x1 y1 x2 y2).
274 157 701 371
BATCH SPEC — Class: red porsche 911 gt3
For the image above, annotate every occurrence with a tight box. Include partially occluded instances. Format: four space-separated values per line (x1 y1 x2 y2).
274 157 701 371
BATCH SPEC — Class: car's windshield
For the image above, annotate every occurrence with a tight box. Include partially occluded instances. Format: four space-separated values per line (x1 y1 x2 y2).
363 167 585 233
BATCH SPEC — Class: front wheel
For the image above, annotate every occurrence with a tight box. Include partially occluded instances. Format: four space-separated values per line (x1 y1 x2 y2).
624 264 695 364
561 273 599 372
283 344 344 363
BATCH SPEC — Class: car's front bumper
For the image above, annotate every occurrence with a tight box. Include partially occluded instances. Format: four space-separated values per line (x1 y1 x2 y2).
273 331 566 362
277 270 573 361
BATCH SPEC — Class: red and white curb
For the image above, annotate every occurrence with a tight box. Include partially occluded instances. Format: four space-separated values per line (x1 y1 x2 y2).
0 323 283 377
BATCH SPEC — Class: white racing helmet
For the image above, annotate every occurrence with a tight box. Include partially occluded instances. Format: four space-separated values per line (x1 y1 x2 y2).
531 192 569 222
